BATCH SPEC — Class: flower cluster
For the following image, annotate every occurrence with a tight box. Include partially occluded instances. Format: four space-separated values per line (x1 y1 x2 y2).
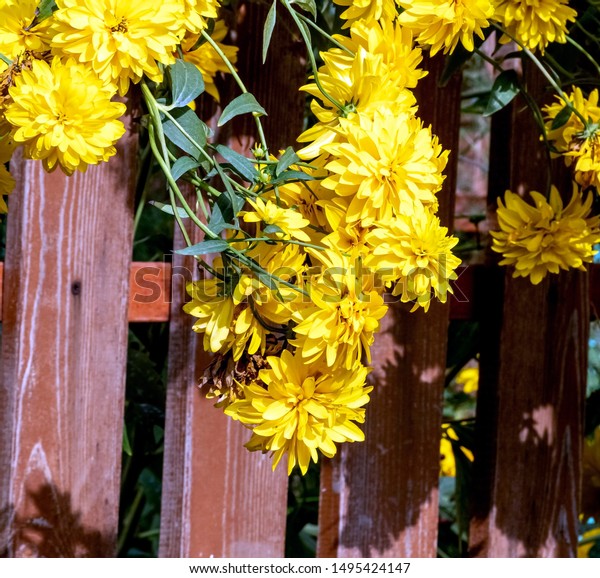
185 9 462 474
0 0 236 201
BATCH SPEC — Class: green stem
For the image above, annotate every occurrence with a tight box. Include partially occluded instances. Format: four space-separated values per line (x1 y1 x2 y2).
200 29 270 158
281 0 347 114
132 144 152 239
117 486 145 555
236 236 325 251
295 12 354 56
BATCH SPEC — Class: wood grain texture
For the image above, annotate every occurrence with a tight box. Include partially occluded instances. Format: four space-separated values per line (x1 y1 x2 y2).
158 1 305 557
0 106 137 557
469 64 585 558
317 56 462 558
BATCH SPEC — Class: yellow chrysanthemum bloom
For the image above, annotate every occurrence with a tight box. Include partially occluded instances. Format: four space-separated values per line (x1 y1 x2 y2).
322 110 448 226
493 0 576 53
491 186 600 285
182 0 220 35
367 209 461 312
544 88 600 190
224 349 372 475
0 0 51 59
329 18 427 91
241 197 312 242
182 20 237 101
397 0 494 55
185 244 306 360
50 0 184 95
455 365 479 394
298 49 417 159
5 57 126 175
291 245 388 369
333 0 398 28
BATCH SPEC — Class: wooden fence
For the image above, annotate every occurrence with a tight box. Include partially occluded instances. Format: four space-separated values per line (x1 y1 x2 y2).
0 5 590 558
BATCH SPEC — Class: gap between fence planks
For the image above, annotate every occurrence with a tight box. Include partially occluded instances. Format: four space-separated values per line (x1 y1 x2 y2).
1 261 600 323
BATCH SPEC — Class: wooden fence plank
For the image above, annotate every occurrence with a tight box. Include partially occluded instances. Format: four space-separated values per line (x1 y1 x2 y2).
469 64 585 557
158 1 305 557
0 104 138 557
317 56 462 557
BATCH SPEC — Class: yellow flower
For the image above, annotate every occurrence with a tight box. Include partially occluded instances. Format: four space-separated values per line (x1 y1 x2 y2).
544 88 600 190
333 0 398 28
297 49 417 160
224 349 372 475
0 0 51 59
491 186 600 284
50 0 184 95
367 209 461 312
455 366 479 394
181 0 220 35
322 110 448 226
5 57 126 175
241 197 312 242
331 18 428 91
181 19 237 101
291 245 388 369
397 0 494 55
440 425 474 477
493 0 577 53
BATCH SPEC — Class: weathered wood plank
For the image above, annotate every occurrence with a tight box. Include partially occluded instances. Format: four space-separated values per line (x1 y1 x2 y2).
0 105 138 557
158 1 305 557
469 64 585 557
317 56 462 557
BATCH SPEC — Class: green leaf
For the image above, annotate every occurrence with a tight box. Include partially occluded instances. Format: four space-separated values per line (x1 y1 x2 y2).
263 0 277 63
168 59 205 108
550 105 573 130
175 239 230 256
215 144 258 183
207 202 228 235
171 156 201 181
484 70 520 117
270 169 315 186
275 146 299 176
290 0 317 19
149 201 190 219
218 93 267 127
34 0 57 22
213 162 246 221
122 426 133 457
162 107 207 159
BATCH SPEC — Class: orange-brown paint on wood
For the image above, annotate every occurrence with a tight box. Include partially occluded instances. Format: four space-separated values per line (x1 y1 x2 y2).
0 104 138 557
128 262 172 323
469 64 585 558
317 56 462 557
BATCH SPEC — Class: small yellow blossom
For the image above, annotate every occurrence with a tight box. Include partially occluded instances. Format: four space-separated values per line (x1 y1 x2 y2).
493 0 577 53
455 366 479 394
182 20 237 101
321 110 448 226
397 0 494 55
224 349 372 475
440 425 474 477
578 526 600 558
367 209 461 312
5 57 126 175
51 0 185 95
491 186 600 285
